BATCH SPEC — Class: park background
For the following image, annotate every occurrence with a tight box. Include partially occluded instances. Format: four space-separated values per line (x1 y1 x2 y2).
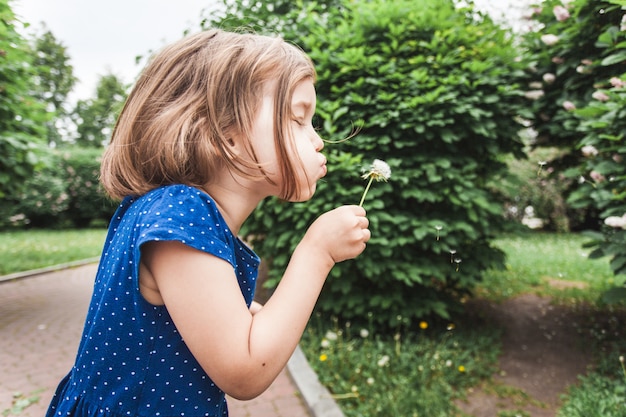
1 0 625 416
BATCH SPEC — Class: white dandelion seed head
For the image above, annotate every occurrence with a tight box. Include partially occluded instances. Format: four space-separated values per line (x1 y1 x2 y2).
362 159 391 181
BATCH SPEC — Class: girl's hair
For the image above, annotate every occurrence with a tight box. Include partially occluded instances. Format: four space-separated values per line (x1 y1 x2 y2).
100 29 316 201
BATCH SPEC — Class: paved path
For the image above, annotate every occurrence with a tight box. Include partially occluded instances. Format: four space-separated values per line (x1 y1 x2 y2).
0 264 310 417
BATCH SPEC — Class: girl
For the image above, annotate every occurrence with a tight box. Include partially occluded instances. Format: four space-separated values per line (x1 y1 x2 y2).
46 29 370 417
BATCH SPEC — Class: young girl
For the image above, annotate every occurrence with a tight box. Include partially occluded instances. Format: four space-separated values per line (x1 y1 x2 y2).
46 29 370 417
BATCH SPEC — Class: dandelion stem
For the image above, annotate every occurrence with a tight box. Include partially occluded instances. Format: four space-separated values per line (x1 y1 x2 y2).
359 177 374 207
331 392 360 400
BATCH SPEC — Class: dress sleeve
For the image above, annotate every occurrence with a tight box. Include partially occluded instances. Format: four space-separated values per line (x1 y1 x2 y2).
135 186 236 267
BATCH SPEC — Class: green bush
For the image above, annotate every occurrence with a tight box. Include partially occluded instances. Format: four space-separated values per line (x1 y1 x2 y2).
0 147 116 229
213 0 530 326
57 147 116 227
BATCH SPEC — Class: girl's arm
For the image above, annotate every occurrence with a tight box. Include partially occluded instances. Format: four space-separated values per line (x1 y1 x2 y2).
141 205 369 400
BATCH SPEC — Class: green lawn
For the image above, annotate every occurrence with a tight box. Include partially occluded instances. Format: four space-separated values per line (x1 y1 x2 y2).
0 228 107 275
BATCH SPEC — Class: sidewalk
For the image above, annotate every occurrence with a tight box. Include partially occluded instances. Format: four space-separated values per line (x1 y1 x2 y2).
0 264 342 417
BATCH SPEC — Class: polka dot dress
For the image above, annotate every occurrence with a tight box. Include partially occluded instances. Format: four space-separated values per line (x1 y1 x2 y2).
46 185 260 417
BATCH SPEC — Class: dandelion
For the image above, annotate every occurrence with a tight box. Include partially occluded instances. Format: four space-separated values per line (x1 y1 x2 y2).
449 249 457 263
321 339 330 348
367 377 375 385
537 160 547 175
454 258 462 272
419 321 428 330
620 356 625 381
434 225 443 241
325 330 338 341
359 329 369 338
458 365 466 373
319 353 328 362
359 159 391 207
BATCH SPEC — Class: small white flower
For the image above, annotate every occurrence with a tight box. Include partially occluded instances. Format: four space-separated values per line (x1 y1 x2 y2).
524 90 545 100
377 355 390 367
542 73 556 84
366 377 375 385
604 215 626 229
541 34 560 46
563 101 576 111
581 145 598 157
321 339 330 348
359 329 369 338
325 330 338 341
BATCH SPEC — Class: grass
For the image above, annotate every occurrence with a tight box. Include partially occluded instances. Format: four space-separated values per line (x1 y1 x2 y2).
0 228 107 275
478 231 615 304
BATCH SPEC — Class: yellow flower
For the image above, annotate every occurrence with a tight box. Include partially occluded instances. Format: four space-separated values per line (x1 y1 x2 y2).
319 353 328 362
419 321 428 330
458 365 466 373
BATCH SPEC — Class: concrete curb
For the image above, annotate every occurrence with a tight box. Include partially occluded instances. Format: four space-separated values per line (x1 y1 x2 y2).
287 346 345 417
0 257 100 283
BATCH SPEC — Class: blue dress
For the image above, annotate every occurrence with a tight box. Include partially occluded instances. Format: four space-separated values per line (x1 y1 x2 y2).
46 185 260 417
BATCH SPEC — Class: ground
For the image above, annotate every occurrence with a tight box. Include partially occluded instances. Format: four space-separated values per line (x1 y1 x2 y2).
454 285 621 417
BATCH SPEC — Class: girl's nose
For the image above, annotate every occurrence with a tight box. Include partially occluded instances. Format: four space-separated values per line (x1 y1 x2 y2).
313 133 324 152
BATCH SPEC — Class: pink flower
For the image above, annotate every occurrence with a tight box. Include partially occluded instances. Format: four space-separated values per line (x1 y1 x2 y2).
525 90 545 100
542 73 556 84
581 145 598 157
563 101 576 111
551 57 564 64
610 77 625 88
590 171 605 183
592 90 610 102
541 34 560 46
553 5 570 22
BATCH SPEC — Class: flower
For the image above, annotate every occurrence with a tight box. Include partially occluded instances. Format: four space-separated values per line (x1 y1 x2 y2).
581 145 598 157
359 329 369 338
541 34 560 46
319 353 328 362
610 77 626 88
419 321 428 330
325 330 338 341
604 215 626 229
458 365 466 373
377 355 390 367
366 377 375 385
542 73 556 84
590 171 605 183
359 159 391 207
524 90 544 100
621 14 626 31
553 5 570 21
563 101 576 111
321 339 330 348
592 90 610 102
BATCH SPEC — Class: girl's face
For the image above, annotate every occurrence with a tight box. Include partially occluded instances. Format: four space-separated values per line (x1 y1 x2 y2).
249 78 326 201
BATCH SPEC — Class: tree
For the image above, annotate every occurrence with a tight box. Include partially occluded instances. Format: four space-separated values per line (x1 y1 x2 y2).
30 24 77 146
73 73 127 147
0 0 48 198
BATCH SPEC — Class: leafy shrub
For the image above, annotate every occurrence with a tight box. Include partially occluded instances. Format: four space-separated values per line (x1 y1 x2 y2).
212 0 530 326
57 147 116 227
0 147 115 229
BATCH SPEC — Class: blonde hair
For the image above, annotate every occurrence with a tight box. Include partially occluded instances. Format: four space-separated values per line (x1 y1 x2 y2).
100 29 316 201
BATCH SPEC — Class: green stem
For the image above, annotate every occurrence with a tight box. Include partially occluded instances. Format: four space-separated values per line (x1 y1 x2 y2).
359 177 374 207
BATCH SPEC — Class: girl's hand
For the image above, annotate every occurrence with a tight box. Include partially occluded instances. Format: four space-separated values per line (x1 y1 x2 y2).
302 205 370 264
